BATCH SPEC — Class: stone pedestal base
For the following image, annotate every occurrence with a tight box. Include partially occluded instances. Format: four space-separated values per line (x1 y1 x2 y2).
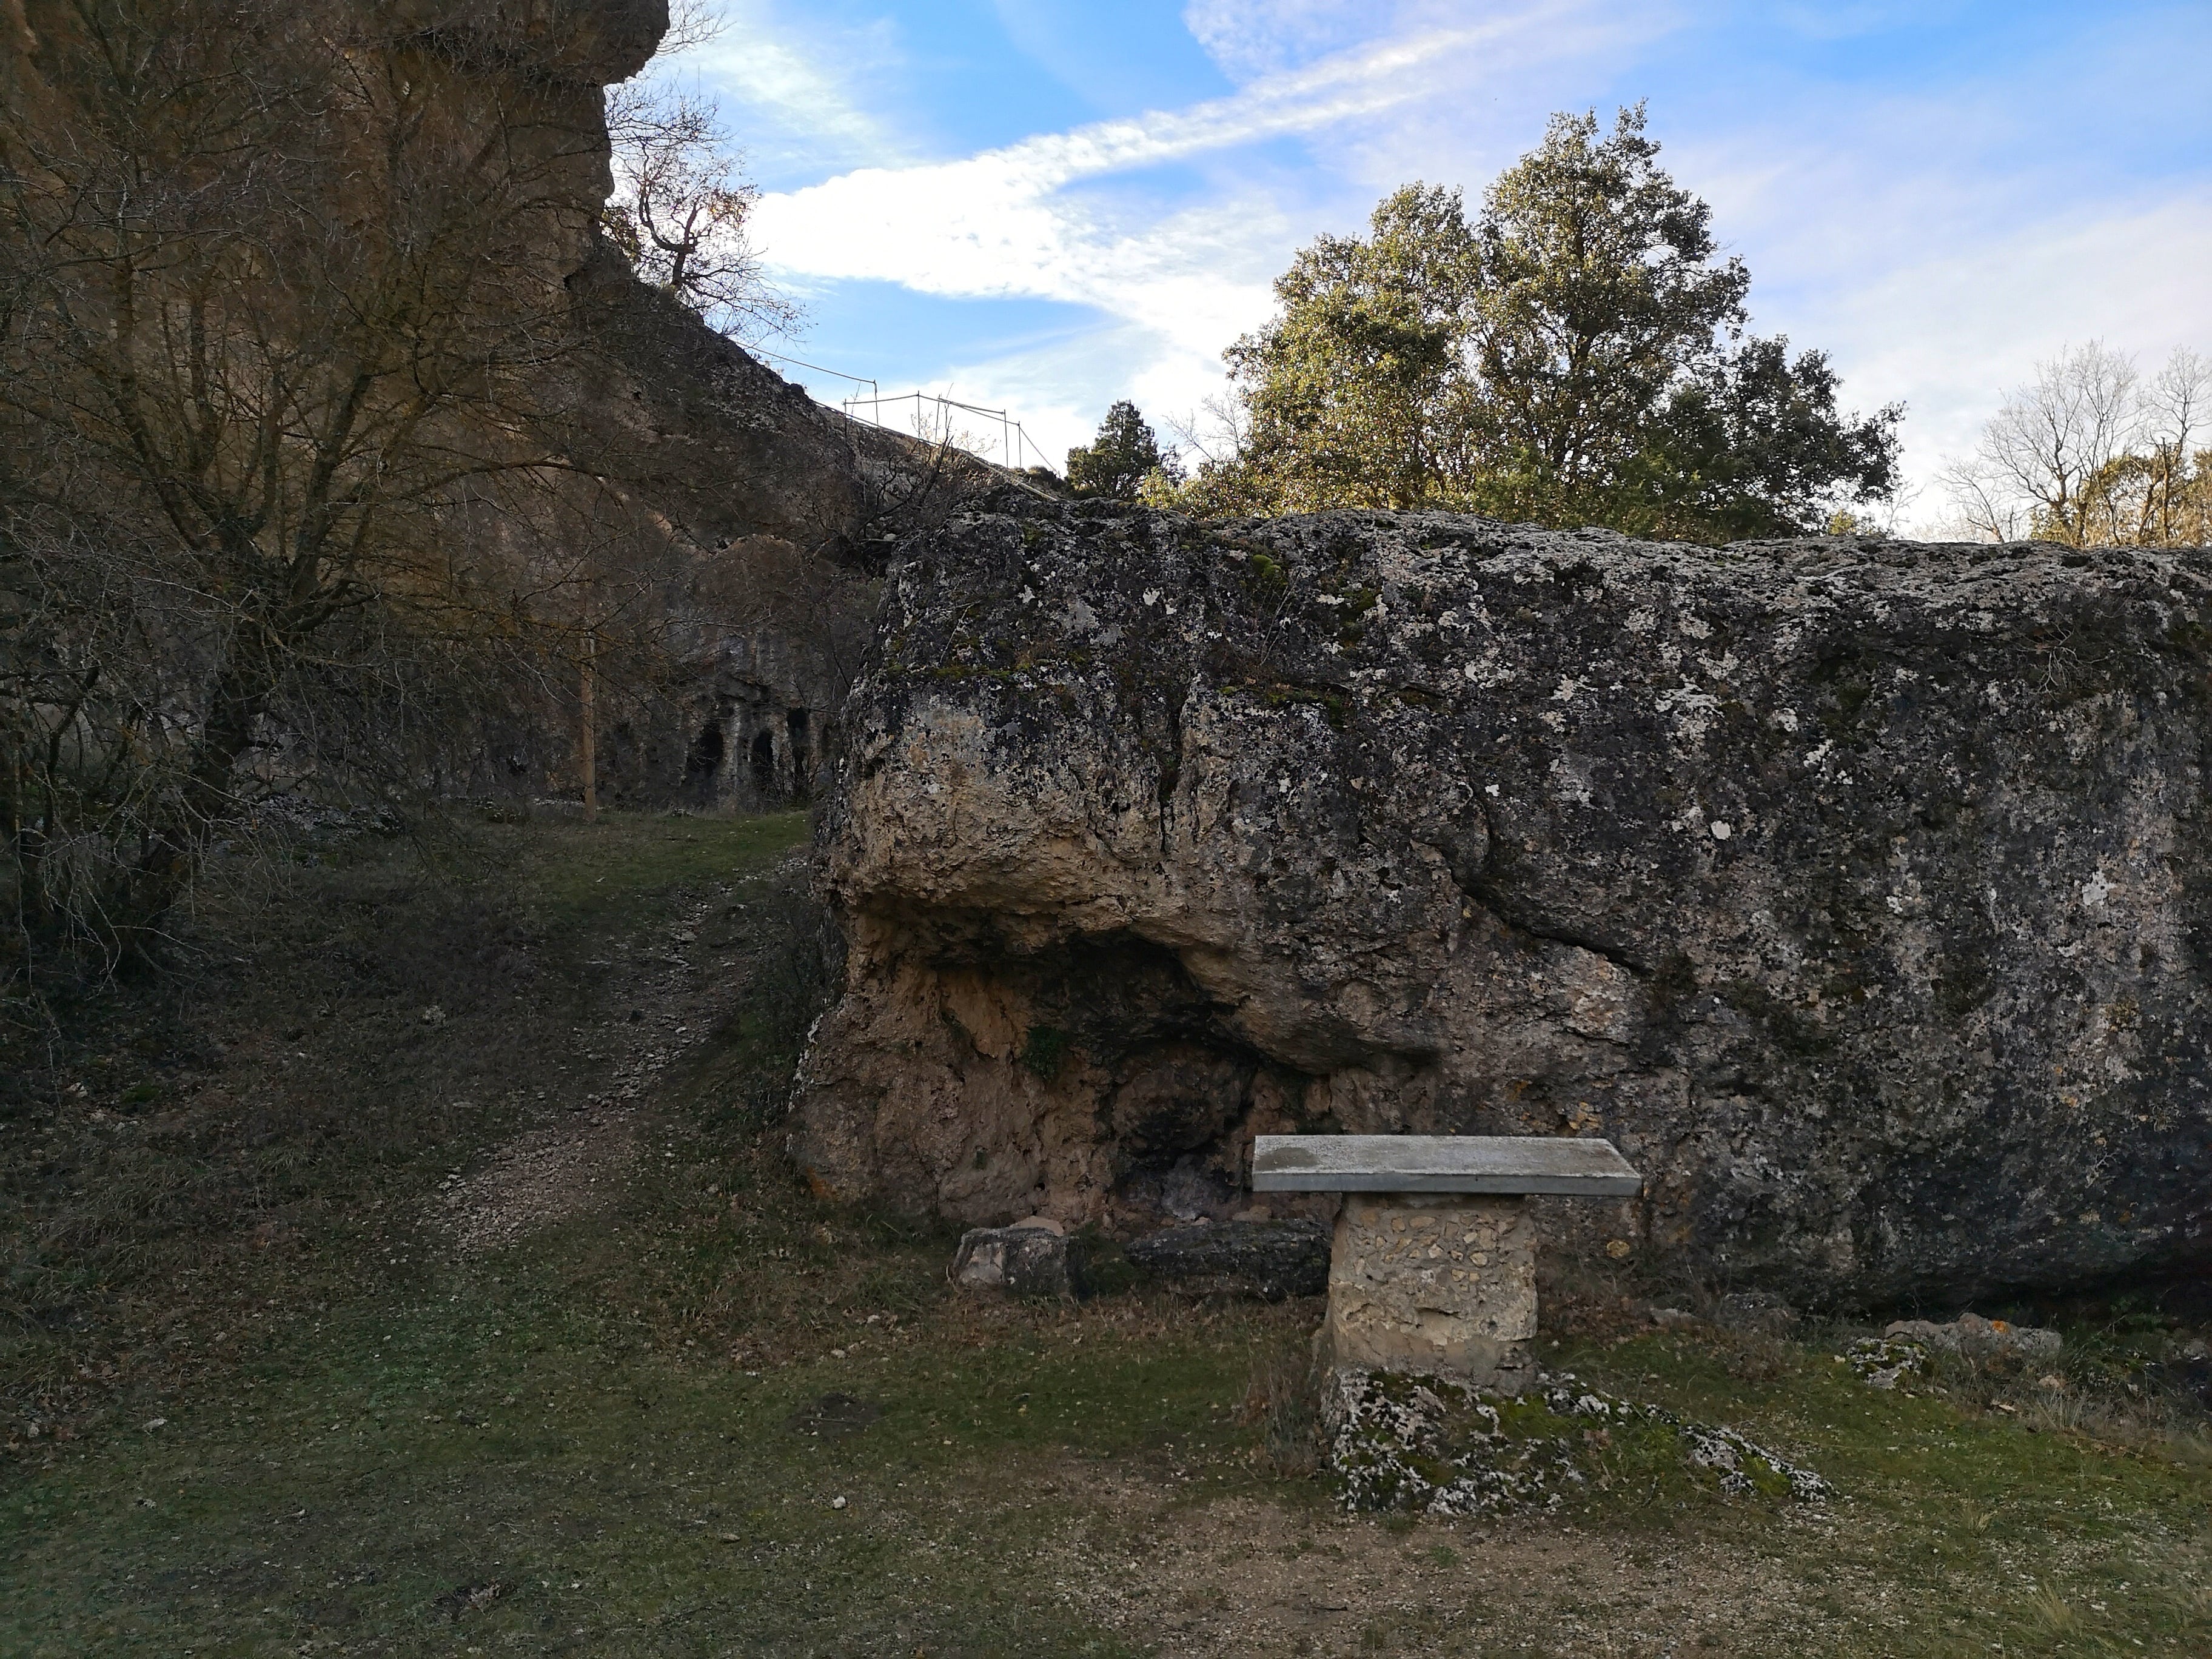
1321 1194 1538 1392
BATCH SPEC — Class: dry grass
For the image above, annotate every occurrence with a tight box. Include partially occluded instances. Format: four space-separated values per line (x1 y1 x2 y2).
1240 1342 1324 1478
2 809 2209 1656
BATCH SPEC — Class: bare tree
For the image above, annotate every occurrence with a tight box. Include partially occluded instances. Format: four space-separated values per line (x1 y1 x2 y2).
2130 348 2212 545
602 7 799 344
1942 342 2209 546
0 0 637 970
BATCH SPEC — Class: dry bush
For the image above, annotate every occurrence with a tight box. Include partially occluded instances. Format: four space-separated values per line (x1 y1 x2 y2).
1717 1327 1803 1386
1925 1333 2212 1467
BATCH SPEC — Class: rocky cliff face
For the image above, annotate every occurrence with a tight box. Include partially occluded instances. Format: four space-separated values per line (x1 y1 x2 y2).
793 494 2212 1307
551 249 1002 809
393 0 1000 809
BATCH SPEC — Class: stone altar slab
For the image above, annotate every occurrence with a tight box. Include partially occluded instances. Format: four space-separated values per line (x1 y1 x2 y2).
1252 1134 1643 1196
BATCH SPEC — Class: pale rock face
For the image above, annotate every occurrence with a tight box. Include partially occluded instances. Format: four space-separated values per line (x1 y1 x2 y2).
1324 1196 1537 1388
791 492 2212 1306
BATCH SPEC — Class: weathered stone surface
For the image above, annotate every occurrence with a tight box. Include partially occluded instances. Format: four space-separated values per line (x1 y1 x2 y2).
1322 1195 1537 1386
951 1223 1071 1298
514 254 1005 811
792 493 2212 1304
401 1 1011 811
1324 1367 1831 1514
1125 1218 1329 1299
1846 1315 2060 1389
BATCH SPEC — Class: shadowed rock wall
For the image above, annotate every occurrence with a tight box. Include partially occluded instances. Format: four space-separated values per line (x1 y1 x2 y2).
793 492 2212 1307
378 0 1000 807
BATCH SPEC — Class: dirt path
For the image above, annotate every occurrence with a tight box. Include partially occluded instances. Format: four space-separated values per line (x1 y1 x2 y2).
432 879 752 1255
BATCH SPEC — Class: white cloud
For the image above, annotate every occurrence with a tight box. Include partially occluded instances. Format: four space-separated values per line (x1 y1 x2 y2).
751 3 1625 327
756 15 1540 268
750 14 1600 451
674 1 913 170
1649 72 2212 525
1181 0 1382 79
1817 195 2212 529
1181 0 1677 83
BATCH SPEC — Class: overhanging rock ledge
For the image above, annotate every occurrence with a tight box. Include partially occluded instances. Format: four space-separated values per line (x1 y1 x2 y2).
789 491 2212 1306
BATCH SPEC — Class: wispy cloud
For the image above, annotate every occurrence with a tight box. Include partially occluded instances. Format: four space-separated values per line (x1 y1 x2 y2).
743 1 1678 461
1817 195 2212 524
736 0 2210 511
669 1 913 172
1181 0 1386 80
750 3 1604 306
1181 0 1671 83
1651 46 2212 525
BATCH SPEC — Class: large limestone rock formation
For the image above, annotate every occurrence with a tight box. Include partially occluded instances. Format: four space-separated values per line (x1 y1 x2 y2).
792 493 2212 1306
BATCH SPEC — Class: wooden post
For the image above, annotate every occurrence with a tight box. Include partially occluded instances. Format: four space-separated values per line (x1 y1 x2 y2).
580 626 598 822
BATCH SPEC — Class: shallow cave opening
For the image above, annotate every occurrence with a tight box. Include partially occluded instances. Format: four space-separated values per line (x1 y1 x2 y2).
685 718 725 778
749 728 777 797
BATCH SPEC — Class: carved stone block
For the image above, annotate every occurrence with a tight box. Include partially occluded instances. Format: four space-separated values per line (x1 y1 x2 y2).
1322 1194 1537 1390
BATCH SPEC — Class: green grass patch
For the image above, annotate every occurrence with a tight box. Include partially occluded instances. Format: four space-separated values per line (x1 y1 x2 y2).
3 811 2208 1656
503 809 809 934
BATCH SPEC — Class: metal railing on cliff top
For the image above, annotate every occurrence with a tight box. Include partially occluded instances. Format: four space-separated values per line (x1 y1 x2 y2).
751 346 1047 473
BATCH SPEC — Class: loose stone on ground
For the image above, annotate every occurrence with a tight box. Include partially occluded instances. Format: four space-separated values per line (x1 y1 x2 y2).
1845 1312 2064 1389
953 1219 1075 1298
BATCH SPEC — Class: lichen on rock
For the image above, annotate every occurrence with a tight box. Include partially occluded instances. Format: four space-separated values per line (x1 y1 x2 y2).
1848 1311 2063 1387
1323 1368 1831 1513
793 490 2212 1305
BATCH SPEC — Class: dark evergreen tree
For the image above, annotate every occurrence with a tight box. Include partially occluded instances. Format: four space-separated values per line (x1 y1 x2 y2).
1066 401 1180 500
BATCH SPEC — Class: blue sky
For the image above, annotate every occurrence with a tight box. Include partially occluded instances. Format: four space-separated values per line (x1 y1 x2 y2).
651 1 2212 528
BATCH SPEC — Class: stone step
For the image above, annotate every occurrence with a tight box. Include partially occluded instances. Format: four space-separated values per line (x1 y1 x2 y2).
1252 1134 1641 1196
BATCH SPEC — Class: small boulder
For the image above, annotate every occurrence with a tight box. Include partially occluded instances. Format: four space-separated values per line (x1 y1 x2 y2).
1323 1367 1831 1514
1883 1312 2062 1365
952 1224 1073 1298
1846 1335 1931 1390
1125 1218 1329 1300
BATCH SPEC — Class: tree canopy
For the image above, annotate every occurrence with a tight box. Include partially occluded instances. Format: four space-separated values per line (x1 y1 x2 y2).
1065 401 1180 500
1179 107 1902 542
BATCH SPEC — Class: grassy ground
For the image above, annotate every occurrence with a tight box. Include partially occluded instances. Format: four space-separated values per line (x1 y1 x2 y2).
2 811 2207 1657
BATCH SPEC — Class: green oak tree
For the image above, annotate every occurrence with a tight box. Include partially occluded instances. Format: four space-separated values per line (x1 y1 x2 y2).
1181 106 1902 541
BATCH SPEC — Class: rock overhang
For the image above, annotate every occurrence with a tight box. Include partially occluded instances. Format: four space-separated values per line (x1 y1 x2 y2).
794 491 2212 1307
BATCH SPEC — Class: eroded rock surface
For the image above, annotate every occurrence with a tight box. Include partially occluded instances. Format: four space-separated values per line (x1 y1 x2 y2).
793 493 2212 1304
1326 1369 1832 1514
951 1221 1074 1299
1325 1196 1537 1386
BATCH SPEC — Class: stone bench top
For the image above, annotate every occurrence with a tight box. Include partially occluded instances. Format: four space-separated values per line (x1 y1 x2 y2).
1251 1134 1642 1196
